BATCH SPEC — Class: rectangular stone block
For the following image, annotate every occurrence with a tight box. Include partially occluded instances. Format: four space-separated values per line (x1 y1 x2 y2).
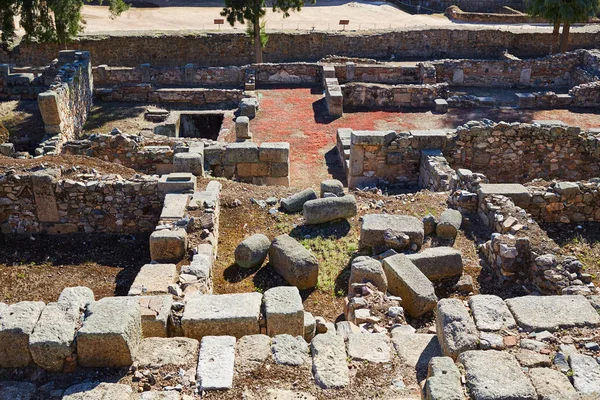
237 162 270 177
77 297 142 367
224 142 258 164
435 299 479 360
158 173 196 194
128 263 178 296
197 336 236 391
160 193 190 221
235 116 250 139
270 162 289 178
264 287 304 337
0 301 45 368
406 247 463 281
359 214 424 252
137 295 173 338
149 229 187 263
311 334 349 389
182 293 262 340
263 176 290 187
478 183 531 208
259 142 289 163
38 91 61 126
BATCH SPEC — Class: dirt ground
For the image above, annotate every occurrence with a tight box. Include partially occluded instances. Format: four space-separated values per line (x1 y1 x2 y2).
0 100 45 153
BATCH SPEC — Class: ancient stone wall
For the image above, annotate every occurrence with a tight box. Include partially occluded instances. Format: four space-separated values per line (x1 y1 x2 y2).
0 64 49 100
37 51 93 156
444 5 544 23
332 63 420 84
95 85 244 106
418 149 457 191
527 180 600 223
342 82 449 110
3 29 600 68
398 0 525 12
0 169 162 235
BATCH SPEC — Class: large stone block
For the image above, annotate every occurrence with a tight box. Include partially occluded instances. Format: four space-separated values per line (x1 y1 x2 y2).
149 229 187 263
160 193 189 221
62 382 133 400
382 254 437 317
346 333 391 363
77 297 142 367
435 298 479 359
235 233 271 269
311 334 349 389
0 301 45 368
281 188 318 213
197 336 236 391
264 286 304 337
158 173 197 194
259 142 289 163
135 337 199 368
29 302 81 371
391 330 442 374
137 295 173 338
406 247 463 281
469 294 516 332
478 183 531 208
182 293 262 340
303 195 357 225
425 357 463 400
57 286 95 310
269 234 319 289
173 152 204 176
224 141 258 164
348 256 387 293
529 367 577 400
359 214 424 252
128 263 178 296
569 353 600 394
235 116 250 139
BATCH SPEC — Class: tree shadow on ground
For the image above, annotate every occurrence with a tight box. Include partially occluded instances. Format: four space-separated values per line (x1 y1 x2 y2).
223 262 260 284
252 262 317 301
288 219 351 241
2 99 45 153
83 102 147 132
324 147 347 185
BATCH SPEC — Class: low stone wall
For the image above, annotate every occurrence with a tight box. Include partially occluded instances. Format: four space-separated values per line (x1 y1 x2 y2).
37 51 93 156
418 149 457 191
332 63 420 84
0 64 49 100
342 82 449 111
0 169 162 235
527 180 600 223
94 85 244 106
398 0 526 13
445 5 544 23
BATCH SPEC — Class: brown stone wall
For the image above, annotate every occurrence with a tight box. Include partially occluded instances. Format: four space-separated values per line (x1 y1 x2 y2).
527 180 600 223
342 82 448 110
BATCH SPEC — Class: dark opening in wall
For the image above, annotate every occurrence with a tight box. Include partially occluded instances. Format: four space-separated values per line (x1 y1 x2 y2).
178 113 224 140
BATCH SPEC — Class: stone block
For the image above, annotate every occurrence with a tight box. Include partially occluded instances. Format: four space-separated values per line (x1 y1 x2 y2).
29 302 81 371
137 295 173 338
235 334 271 372
516 92 536 108
239 98 258 118
62 382 133 400
303 195 357 225
264 286 304 337
569 353 600 394
272 334 309 366
346 333 391 363
391 330 442 373
425 357 463 400
382 254 437 317
406 247 463 281
359 214 424 252
311 334 349 389
224 141 258 164
58 286 95 310
269 234 319 289
135 337 198 368
235 116 250 139
149 229 187 263
351 130 395 146
281 188 318 213
173 152 204 176
478 183 531 208
259 142 289 163
160 193 189 221
182 293 262 340
348 256 387 293
469 294 516 332
434 98 448 113
197 336 236 391
0 301 45 368
270 162 289 177
128 263 178 296
235 233 270 269
237 162 269 177
320 179 344 197
158 173 196 194
38 91 61 126
529 367 577 400
436 209 462 240
77 297 142 367
435 298 479 359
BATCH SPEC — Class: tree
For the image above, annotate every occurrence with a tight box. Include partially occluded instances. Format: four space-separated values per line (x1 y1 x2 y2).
221 0 316 63
527 0 600 53
0 0 129 51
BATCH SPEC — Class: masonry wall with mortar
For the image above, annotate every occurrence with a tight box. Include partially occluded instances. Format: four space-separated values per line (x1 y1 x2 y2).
0 170 162 235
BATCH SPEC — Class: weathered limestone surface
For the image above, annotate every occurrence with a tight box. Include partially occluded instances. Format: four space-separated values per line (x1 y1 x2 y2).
137 295 173 338
311 334 349 389
506 295 600 331
197 336 236 391
0 301 45 368
391 330 442 372
569 353 600 394
425 357 463 400
320 179 344 197
360 214 424 251
235 233 270 269
128 263 178 296
149 229 187 263
383 254 437 317
182 293 262 339
281 188 317 213
77 297 142 367
29 302 81 372
57 286 95 309
435 299 479 359
459 350 537 400
235 334 271 371
271 334 309 366
478 183 531 208
469 294 516 332
264 286 304 337
348 256 388 293
529 368 577 400
346 333 391 363
269 234 319 289
62 382 133 400
436 209 462 240
303 195 357 225
135 337 199 368
406 247 463 281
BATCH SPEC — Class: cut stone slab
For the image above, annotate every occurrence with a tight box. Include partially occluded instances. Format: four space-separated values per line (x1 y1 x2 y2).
135 337 199 368
197 335 236 391
506 295 600 332
235 334 271 371
348 256 388 293
529 367 577 400
425 357 463 400
359 214 424 252
0 381 36 400
264 286 304 337
259 142 289 163
0 301 45 368
271 334 309 366
158 173 197 194
382 254 437 317
459 350 537 400
182 293 262 340
137 295 173 338
269 234 319 289
469 294 516 332
303 195 357 225
478 183 531 208
516 349 551 368
134 392 181 400
281 188 318 213
77 297 142 367
29 302 81 372
435 298 479 359
128 263 178 296
174 151 204 176
391 330 442 373
235 233 270 269
311 334 349 389
62 382 133 400
149 229 187 263
57 286 95 310
346 333 391 363
569 353 600 394
160 193 190 221
406 247 463 281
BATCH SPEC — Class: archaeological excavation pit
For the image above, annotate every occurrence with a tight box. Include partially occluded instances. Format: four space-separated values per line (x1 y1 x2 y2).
177 112 224 140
